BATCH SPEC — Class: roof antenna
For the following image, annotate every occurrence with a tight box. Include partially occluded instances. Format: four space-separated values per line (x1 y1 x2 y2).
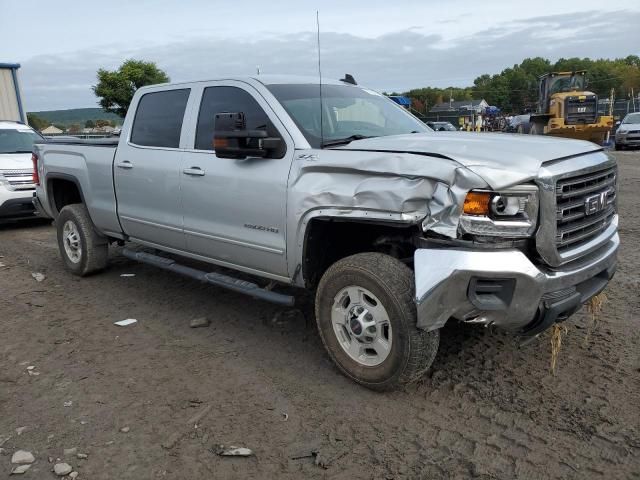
316 10 324 148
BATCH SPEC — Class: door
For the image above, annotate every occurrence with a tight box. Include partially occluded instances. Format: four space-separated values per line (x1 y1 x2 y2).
180 83 292 278
114 87 190 249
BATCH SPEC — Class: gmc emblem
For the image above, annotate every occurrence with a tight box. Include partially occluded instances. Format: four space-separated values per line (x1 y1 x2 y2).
584 189 611 215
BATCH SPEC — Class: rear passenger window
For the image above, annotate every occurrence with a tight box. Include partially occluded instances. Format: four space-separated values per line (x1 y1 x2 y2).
130 89 190 148
195 86 281 151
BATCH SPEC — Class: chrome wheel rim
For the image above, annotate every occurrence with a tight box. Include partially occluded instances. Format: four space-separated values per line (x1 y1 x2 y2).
62 220 82 264
331 286 392 367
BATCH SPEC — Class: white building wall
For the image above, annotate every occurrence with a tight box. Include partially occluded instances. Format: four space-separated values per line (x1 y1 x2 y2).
0 68 21 122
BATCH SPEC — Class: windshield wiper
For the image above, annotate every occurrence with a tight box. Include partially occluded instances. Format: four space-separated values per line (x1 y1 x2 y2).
321 135 374 148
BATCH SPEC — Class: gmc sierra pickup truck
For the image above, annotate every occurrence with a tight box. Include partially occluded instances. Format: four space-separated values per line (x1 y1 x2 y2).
33 75 619 390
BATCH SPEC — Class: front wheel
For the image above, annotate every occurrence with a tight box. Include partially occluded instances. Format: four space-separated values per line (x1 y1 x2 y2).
315 253 439 390
56 204 108 276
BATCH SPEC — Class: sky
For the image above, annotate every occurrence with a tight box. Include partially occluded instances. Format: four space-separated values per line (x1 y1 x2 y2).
1 0 639 111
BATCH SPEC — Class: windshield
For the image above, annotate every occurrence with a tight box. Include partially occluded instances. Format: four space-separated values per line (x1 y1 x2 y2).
0 128 43 154
266 84 429 148
548 75 585 95
622 113 640 124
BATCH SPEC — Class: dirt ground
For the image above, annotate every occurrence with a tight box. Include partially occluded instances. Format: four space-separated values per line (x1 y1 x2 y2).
1 151 639 480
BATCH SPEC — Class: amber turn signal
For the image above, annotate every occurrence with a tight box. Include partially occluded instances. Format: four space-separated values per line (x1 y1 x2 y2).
463 192 491 215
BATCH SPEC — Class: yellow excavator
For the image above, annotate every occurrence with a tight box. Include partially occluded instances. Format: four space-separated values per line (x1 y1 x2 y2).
528 71 613 145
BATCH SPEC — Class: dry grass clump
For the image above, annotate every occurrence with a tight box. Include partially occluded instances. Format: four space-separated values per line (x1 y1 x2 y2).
584 293 608 345
549 292 608 374
550 324 568 375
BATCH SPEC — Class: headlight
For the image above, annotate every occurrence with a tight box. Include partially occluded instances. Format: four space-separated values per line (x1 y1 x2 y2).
459 185 538 238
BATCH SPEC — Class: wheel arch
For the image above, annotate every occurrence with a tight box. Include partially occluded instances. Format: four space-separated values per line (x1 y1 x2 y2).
296 209 421 289
46 173 86 217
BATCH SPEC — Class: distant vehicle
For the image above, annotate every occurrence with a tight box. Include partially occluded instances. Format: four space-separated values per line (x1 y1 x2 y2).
34 75 618 390
426 121 457 131
505 114 531 134
528 71 613 144
614 112 640 150
0 121 43 221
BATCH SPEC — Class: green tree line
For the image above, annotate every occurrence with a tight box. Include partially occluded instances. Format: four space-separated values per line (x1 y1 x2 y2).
400 56 640 114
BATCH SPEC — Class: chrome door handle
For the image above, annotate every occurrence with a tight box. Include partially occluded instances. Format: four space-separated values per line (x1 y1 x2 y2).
116 161 133 169
183 167 205 176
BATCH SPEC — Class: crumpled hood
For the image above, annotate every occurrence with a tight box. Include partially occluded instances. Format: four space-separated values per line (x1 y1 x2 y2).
0 152 33 171
338 132 602 189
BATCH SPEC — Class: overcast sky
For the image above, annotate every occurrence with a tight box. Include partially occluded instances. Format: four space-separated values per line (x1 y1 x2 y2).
1 0 639 111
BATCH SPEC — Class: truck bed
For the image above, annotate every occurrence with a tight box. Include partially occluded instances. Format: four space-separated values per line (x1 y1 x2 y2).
33 138 121 237
40 137 120 147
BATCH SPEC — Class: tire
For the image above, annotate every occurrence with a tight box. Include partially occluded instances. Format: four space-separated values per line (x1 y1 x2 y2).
56 204 108 276
529 122 542 135
315 253 439 391
615 143 623 151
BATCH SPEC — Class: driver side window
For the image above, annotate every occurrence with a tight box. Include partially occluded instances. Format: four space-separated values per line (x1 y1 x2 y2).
194 86 282 152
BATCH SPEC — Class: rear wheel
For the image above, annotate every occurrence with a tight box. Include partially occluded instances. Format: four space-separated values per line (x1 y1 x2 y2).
56 204 108 276
315 253 439 390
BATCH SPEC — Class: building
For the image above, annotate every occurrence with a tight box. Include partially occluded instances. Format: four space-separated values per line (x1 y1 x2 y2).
0 63 26 123
430 99 488 114
41 125 64 135
426 98 489 129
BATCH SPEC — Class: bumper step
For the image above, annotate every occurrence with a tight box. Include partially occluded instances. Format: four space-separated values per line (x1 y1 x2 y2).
121 249 295 306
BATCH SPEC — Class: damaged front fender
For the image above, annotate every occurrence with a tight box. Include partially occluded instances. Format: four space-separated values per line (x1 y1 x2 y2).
285 149 488 284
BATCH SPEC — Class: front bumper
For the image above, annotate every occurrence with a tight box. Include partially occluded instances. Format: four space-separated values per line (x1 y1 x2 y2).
414 233 619 335
0 186 37 220
615 134 640 147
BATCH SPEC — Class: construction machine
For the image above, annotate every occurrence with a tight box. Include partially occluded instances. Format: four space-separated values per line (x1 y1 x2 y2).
528 71 613 145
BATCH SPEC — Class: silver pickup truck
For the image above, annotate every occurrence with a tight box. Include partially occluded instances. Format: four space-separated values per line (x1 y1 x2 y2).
33 75 619 390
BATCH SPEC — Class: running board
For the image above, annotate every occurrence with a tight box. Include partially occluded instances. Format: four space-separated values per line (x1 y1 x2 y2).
121 249 295 306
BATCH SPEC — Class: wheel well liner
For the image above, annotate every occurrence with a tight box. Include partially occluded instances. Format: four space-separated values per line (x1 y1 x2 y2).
47 174 85 216
302 218 418 288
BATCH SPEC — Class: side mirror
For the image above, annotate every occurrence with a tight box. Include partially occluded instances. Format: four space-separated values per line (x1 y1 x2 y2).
213 112 282 159
615 120 621 126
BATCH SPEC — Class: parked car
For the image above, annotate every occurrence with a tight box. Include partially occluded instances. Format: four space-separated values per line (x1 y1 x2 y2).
505 114 531 134
33 76 619 390
615 112 640 150
0 121 43 221
426 121 457 132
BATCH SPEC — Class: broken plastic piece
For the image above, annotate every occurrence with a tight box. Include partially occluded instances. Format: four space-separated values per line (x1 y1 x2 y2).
114 319 137 326
216 445 253 457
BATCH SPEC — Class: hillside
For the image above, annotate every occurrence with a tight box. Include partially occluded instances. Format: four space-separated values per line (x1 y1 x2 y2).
28 108 124 127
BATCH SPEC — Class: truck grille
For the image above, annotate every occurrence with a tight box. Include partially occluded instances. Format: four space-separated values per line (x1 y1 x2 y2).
0 169 35 190
564 96 598 125
555 166 616 252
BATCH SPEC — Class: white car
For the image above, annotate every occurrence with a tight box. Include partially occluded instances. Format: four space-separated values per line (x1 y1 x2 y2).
0 121 43 221
615 112 640 150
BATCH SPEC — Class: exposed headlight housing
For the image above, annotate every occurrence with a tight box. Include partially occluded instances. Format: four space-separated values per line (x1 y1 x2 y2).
459 185 539 238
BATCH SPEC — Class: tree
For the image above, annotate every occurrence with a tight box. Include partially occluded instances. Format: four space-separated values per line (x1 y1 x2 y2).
93 59 169 117
27 113 49 131
95 119 111 128
85 119 95 128
68 124 82 134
